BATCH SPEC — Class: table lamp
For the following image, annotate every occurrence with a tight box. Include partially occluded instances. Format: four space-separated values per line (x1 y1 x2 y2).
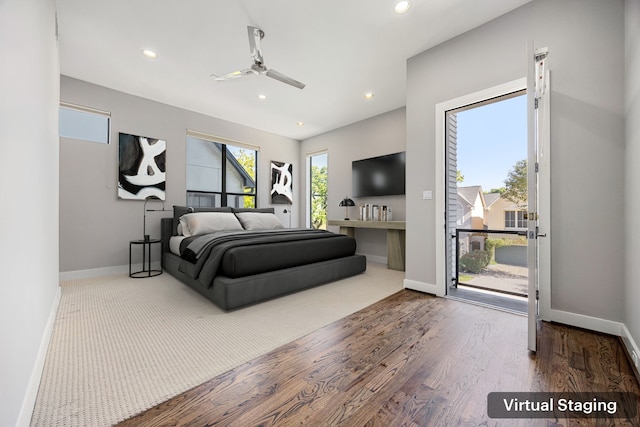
338 197 355 220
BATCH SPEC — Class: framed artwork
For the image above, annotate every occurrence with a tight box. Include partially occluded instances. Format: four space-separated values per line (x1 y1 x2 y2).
270 160 292 204
118 132 166 200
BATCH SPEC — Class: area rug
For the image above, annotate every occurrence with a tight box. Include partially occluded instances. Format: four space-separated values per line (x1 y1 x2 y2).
30 262 403 426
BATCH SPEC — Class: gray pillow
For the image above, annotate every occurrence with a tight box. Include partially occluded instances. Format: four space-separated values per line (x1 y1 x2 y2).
235 212 284 230
172 205 232 235
179 212 244 236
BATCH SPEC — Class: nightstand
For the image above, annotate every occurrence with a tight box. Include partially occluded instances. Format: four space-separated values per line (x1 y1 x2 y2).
129 238 163 278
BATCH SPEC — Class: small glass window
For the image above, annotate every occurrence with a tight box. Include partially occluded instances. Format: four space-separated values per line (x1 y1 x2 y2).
505 210 527 228
59 104 110 144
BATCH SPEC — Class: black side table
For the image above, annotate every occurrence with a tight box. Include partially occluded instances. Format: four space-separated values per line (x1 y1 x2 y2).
129 239 163 278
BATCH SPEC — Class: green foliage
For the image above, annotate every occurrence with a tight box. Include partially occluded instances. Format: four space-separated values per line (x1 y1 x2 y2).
233 149 257 208
486 188 506 195
456 170 464 183
485 237 512 254
503 159 528 208
458 274 474 282
311 165 327 229
459 250 491 274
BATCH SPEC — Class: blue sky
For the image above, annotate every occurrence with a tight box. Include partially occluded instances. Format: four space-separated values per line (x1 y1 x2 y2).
456 94 527 192
310 152 328 168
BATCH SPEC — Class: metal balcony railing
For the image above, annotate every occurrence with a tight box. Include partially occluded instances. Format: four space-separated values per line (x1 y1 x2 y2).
453 228 528 298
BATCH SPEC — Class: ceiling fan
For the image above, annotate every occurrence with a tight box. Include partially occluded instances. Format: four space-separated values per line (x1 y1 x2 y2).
212 26 306 90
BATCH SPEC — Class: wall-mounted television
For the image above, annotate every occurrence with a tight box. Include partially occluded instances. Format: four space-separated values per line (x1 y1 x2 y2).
352 151 406 197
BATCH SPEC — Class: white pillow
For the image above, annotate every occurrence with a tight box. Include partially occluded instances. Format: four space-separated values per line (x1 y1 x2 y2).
179 212 243 237
235 212 284 230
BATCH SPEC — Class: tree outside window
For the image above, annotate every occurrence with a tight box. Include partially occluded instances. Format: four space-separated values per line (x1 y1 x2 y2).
309 152 328 229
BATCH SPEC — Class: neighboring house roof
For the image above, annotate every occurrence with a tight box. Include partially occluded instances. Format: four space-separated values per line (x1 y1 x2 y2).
206 144 255 189
225 147 256 188
483 192 502 208
457 185 486 208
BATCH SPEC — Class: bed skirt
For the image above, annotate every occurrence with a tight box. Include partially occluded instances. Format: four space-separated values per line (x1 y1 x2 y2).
163 251 367 310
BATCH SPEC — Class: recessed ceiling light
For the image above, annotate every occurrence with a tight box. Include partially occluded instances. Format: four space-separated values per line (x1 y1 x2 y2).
142 49 157 59
296 121 305 126
257 94 267 100
364 92 375 100
394 0 411 14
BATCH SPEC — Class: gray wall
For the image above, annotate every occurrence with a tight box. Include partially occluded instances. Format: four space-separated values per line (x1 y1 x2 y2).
625 0 640 359
301 108 406 261
60 77 300 273
406 4 531 290
0 0 60 425
406 0 626 322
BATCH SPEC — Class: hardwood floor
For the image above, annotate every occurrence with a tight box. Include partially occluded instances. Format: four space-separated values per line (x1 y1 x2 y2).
117 290 640 426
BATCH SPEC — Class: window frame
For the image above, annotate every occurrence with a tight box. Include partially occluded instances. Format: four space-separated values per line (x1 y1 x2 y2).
185 132 258 209
504 210 527 229
307 151 328 229
59 102 111 144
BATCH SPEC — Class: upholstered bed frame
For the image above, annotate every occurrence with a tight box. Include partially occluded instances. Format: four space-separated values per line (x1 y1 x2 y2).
160 209 366 310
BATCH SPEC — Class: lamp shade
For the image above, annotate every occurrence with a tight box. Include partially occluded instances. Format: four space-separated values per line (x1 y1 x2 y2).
338 197 355 220
338 197 355 207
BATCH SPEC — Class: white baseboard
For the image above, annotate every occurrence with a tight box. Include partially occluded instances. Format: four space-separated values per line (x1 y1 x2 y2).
620 324 640 374
403 279 445 297
551 313 640 378
400 282 627 337
59 262 162 281
16 286 61 427
548 308 623 336
362 254 387 265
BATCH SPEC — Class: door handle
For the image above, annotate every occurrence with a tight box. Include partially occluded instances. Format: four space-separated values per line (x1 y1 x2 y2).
529 231 548 239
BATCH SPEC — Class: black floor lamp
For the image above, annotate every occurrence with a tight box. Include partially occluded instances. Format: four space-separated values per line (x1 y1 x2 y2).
143 195 166 240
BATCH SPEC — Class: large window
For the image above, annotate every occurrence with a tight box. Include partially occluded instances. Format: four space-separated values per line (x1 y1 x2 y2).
186 133 257 208
59 103 110 144
308 152 327 229
504 210 527 228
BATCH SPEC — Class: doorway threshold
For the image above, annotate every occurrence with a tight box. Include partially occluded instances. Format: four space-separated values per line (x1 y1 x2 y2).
447 285 527 315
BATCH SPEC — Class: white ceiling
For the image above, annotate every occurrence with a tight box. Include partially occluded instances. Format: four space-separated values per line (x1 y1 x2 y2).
56 0 531 141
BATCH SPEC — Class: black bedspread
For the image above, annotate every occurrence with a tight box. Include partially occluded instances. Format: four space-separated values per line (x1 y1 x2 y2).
177 229 356 287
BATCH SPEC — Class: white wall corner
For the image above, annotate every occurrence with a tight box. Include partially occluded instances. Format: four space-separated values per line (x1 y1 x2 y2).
16 286 61 427
404 279 445 297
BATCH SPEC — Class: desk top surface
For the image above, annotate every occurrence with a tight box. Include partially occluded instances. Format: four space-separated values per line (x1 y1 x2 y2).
327 219 406 230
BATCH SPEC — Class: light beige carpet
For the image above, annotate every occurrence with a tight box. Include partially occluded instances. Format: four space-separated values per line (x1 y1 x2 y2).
31 262 403 427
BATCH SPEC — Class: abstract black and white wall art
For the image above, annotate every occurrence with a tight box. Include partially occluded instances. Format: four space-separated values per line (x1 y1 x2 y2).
118 132 166 200
270 160 293 204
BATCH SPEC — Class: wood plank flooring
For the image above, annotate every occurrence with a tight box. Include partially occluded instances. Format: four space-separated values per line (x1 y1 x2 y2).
117 290 640 426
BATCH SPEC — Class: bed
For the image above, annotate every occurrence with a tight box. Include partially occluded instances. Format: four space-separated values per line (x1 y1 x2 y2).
161 206 367 310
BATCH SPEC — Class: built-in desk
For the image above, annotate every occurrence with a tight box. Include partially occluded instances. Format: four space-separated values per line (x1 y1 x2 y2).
328 220 406 271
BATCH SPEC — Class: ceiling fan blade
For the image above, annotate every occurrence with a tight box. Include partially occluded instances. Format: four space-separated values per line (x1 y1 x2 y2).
247 26 264 65
266 69 306 90
211 68 257 81
211 26 305 89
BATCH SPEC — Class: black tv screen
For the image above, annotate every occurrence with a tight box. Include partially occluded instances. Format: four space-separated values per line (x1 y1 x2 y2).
352 152 406 197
